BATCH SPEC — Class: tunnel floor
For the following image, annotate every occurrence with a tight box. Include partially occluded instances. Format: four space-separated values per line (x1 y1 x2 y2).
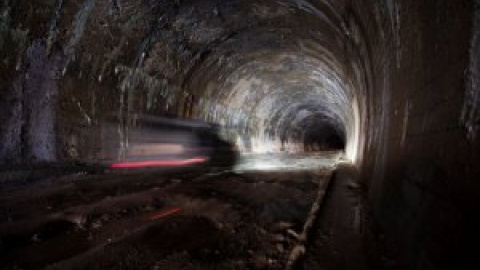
234 151 342 172
0 154 393 270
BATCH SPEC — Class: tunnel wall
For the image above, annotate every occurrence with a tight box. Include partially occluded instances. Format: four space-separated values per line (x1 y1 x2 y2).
0 0 182 163
357 0 480 268
0 0 364 162
0 1 479 268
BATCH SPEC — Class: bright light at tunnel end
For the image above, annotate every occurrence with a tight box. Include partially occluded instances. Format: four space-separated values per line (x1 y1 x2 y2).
345 97 362 164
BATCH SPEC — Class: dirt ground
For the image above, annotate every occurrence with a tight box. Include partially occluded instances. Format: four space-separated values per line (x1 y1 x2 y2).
0 167 332 270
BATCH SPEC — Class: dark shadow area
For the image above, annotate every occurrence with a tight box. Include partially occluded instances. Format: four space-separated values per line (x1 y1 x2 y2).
303 125 346 152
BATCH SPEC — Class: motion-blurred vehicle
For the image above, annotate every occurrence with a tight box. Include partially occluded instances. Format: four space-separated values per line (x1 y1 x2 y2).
100 114 238 170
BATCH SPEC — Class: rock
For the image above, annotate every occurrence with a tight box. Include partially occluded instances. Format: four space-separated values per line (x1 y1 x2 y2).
91 221 102 229
286 229 300 239
272 221 294 232
143 205 155 211
65 213 86 228
268 258 277 265
286 245 306 270
347 181 360 190
171 179 182 184
101 214 111 222
276 243 284 253
32 234 40 242
273 234 286 242
254 256 269 269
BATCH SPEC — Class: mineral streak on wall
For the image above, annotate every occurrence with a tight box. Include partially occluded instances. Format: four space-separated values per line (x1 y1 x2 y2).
0 0 478 268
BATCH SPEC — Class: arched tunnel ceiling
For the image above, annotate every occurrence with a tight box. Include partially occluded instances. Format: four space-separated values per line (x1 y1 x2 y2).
154 0 368 159
169 0 366 157
1 0 387 162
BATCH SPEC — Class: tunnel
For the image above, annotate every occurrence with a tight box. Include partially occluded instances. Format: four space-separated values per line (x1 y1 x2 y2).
0 0 479 269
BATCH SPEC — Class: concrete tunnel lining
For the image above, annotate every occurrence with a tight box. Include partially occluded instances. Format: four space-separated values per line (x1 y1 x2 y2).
1 0 478 269
179 10 365 161
0 0 369 164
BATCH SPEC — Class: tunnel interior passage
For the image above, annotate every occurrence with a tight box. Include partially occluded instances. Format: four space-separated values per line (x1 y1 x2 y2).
301 116 346 151
180 0 364 160
0 0 369 164
1 0 478 269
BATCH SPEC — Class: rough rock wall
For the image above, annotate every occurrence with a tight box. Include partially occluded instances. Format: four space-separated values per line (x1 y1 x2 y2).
0 0 362 162
23 41 63 162
359 0 480 268
0 1 29 163
0 0 181 163
1 15 64 163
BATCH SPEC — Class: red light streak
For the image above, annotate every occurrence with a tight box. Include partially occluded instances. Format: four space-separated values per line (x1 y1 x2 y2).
150 207 181 220
110 157 206 168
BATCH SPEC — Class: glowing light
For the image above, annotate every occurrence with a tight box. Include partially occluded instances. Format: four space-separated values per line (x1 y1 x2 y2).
150 207 181 220
110 157 206 168
345 97 362 163
127 143 185 155
235 152 341 172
